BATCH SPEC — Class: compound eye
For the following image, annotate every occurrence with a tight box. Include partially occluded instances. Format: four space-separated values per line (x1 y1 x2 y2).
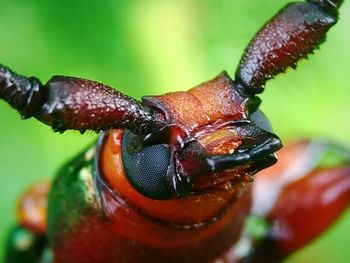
250 109 273 133
121 130 172 200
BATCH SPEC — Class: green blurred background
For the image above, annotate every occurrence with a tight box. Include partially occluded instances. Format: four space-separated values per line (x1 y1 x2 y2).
0 0 349 262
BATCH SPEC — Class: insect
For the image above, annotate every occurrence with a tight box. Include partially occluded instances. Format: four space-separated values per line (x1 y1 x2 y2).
0 0 349 262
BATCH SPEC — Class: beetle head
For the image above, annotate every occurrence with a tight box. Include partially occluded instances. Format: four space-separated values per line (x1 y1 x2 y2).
119 72 282 200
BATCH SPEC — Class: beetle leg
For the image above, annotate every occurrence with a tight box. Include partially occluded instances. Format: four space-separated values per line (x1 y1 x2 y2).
235 0 344 96
5 226 49 263
239 140 350 263
0 64 165 134
5 182 51 262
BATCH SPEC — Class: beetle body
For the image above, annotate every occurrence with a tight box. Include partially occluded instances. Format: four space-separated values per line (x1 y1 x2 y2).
48 133 251 263
9 134 350 263
48 72 269 263
1 0 349 262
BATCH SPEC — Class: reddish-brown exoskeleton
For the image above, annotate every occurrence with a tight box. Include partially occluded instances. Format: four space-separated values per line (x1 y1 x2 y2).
1 0 349 262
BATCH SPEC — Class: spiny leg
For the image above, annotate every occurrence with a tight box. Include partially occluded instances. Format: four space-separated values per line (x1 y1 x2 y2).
235 0 344 96
0 65 165 134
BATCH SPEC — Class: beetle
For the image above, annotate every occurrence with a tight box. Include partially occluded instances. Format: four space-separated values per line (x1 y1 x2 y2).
0 0 349 262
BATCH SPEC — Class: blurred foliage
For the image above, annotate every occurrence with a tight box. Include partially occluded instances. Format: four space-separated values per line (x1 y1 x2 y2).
0 0 349 262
